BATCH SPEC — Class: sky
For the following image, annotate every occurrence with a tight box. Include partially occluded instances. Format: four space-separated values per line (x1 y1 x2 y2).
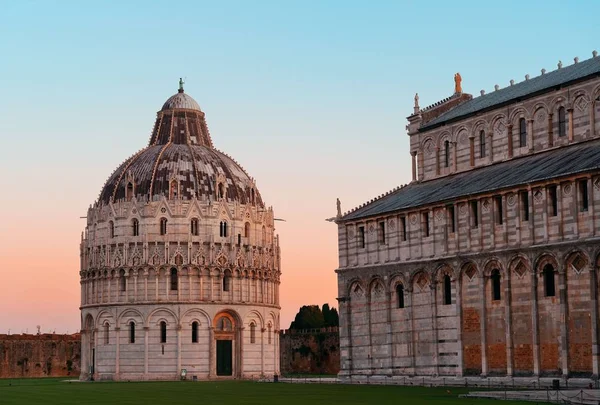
0 0 598 334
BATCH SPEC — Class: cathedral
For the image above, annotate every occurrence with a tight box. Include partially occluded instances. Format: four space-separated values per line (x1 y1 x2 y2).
79 81 281 381
334 52 600 379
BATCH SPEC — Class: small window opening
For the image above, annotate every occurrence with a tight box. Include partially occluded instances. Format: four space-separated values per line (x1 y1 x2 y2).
558 107 566 137
219 221 228 237
170 180 178 200
479 130 486 158
543 264 556 297
519 117 527 147
401 217 407 241
250 323 256 344
218 183 225 199
160 321 167 343
109 221 115 238
223 272 231 292
191 218 199 236
170 268 178 291
520 191 529 221
491 269 501 301
579 179 589 212
358 226 365 248
494 196 503 225
119 269 126 292
470 201 479 228
548 185 558 217
268 324 272 344
422 212 430 237
160 217 167 235
447 205 456 234
443 275 452 305
379 221 386 245
129 321 135 344
396 284 404 309
237 233 241 246
126 182 134 201
262 226 266 245
132 218 139 236
191 321 198 343
244 222 250 238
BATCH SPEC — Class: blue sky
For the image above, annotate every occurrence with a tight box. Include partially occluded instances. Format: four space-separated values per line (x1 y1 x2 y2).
0 0 598 332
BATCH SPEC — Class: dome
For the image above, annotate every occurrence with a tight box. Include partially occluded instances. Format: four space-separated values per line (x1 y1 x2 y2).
161 91 201 111
98 84 262 205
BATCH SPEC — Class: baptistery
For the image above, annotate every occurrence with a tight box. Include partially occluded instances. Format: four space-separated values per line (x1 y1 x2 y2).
80 82 281 381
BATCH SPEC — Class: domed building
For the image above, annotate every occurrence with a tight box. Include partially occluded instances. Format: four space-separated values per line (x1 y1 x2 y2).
79 82 281 381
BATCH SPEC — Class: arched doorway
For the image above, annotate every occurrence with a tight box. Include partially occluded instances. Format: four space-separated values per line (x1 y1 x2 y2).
213 312 240 377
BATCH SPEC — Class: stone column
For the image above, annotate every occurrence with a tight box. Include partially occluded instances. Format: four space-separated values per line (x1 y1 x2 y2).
407 287 416 375
261 328 266 376
411 151 417 181
189 272 193 301
480 275 488 376
568 108 574 142
144 272 148 302
507 124 514 158
559 268 569 376
115 327 121 379
528 119 534 151
133 273 138 303
418 151 424 181
177 325 182 377
469 136 475 167
208 327 214 378
548 113 554 147
387 290 394 374
505 273 513 376
239 327 245 377
591 101 596 137
455 275 464 376
488 132 494 162
107 276 112 304
209 273 214 301
435 147 440 176
531 269 541 376
590 267 600 377
144 327 149 376
430 282 439 376
589 177 595 235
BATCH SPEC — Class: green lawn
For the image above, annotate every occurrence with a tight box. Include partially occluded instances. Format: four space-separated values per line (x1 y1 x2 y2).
0 379 545 405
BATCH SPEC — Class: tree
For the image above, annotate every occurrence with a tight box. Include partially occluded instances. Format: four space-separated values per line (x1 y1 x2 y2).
289 304 339 329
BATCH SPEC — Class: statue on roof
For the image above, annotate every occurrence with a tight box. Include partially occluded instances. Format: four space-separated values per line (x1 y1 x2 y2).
454 73 462 94
336 198 342 218
414 93 420 114
178 77 185 92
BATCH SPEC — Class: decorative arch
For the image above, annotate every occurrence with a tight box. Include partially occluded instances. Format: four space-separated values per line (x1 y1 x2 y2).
411 269 430 292
508 255 531 279
460 261 479 282
471 119 488 136
181 308 211 326
509 106 529 123
564 249 590 274
348 279 366 298
482 257 505 277
146 307 178 328
571 89 591 109
389 273 407 291
534 252 559 274
244 310 265 328
117 308 145 326
549 95 568 112
434 263 455 282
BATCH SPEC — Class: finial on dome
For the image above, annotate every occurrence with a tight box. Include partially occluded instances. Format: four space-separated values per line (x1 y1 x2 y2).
178 78 185 93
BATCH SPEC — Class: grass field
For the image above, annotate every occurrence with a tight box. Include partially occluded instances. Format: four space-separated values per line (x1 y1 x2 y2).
0 378 545 405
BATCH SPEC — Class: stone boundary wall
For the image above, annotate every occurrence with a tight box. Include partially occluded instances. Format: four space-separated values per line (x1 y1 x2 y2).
0 333 81 378
280 327 339 375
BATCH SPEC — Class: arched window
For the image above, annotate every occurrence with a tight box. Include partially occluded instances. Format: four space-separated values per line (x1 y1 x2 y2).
191 321 198 343
262 226 266 245
558 107 566 137
191 218 199 236
244 222 250 238
126 182 134 201
491 269 501 301
443 275 452 305
519 117 527 147
160 321 167 343
251 189 255 205
543 264 556 297
119 269 126 292
109 221 115 238
132 218 139 236
444 140 450 168
396 284 404 309
103 322 110 345
170 268 178 291
218 183 225 199
220 221 228 238
129 321 135 344
268 324 272 344
479 130 486 158
169 180 178 200
250 322 256 344
223 271 231 292
160 218 167 235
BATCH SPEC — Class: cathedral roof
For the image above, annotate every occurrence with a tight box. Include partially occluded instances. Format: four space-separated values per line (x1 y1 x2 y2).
420 55 600 131
342 138 600 221
97 85 262 205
